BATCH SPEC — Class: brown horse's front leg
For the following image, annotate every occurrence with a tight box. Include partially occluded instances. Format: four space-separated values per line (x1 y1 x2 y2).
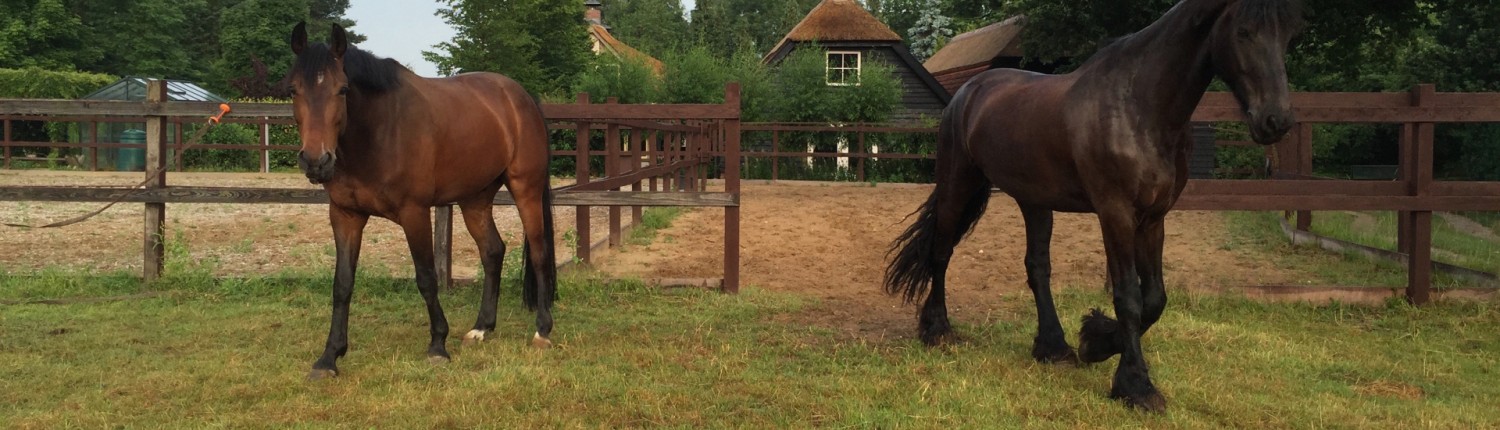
399 207 451 364
1080 208 1166 412
310 206 369 380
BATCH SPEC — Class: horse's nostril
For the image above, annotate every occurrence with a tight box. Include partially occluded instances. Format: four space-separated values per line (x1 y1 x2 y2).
318 152 333 166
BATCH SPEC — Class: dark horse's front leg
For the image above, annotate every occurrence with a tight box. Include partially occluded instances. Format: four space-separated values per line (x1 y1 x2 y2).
1080 208 1167 412
309 206 369 379
398 206 452 364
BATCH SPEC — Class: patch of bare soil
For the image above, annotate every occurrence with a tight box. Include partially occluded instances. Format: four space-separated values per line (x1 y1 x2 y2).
1438 212 1500 242
0 170 606 279
594 181 1319 342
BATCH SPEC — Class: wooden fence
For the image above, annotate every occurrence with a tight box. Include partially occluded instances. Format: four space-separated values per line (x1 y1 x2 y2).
0 81 744 292
4 83 1500 303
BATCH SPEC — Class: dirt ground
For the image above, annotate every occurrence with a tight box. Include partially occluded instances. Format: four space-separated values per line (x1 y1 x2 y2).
6 172 1481 342
593 180 1323 341
0 170 607 279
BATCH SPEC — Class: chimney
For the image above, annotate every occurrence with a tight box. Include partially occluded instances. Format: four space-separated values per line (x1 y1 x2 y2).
584 0 603 25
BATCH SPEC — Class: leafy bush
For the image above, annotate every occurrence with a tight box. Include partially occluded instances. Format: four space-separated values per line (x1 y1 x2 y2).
0 67 116 98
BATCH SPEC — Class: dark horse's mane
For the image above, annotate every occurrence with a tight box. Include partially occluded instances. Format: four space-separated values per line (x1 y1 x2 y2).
1085 0 1303 65
291 43 405 93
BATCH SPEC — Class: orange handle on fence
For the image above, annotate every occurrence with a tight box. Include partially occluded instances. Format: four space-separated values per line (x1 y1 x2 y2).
209 103 231 124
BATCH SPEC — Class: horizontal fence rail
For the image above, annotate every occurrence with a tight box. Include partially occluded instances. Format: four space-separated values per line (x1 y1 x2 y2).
4 83 1500 302
0 81 744 292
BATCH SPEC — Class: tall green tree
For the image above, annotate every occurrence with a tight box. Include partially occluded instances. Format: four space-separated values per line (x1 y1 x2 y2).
603 0 689 57
907 0 954 61
0 0 100 70
213 0 309 97
689 0 819 59
424 0 590 96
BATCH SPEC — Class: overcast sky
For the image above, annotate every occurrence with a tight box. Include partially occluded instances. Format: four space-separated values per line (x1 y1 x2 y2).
346 1 698 77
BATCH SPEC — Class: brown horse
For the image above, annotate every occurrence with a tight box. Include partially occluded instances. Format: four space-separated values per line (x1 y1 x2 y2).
287 22 558 379
884 0 1301 411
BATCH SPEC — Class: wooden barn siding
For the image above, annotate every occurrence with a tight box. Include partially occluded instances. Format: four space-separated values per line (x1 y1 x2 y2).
1190 123 1216 178
835 45 948 124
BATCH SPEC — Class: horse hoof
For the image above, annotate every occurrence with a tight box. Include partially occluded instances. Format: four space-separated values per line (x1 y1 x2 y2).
531 332 553 349
427 355 451 366
307 368 338 380
1078 309 1121 363
462 329 489 346
1121 391 1168 413
1033 346 1080 365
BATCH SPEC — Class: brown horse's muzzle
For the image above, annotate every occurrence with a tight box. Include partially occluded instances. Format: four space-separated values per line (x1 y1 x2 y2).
299 151 336 184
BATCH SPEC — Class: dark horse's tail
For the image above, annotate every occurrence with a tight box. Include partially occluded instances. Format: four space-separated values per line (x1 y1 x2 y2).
521 183 557 310
883 91 992 304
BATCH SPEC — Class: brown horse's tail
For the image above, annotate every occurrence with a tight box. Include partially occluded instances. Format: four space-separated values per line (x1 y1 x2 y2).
883 101 991 304
522 158 559 311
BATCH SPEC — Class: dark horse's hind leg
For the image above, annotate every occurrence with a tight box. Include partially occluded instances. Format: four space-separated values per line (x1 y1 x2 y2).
1019 205 1078 364
458 190 506 345
309 206 369 379
1080 207 1166 411
397 206 452 364
916 173 991 346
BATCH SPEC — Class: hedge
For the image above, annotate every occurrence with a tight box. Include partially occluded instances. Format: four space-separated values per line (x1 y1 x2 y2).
0 67 117 99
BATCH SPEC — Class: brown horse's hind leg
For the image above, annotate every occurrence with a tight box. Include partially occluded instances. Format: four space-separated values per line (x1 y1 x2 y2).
310 206 368 379
458 191 506 346
1019 205 1078 364
505 172 557 349
397 206 452 363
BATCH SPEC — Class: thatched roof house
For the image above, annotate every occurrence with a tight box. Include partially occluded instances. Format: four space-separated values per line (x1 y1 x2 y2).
922 16 1027 95
584 0 665 75
763 0 950 124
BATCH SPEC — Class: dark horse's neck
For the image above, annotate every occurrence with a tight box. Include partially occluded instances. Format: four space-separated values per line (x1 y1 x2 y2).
1075 0 1235 131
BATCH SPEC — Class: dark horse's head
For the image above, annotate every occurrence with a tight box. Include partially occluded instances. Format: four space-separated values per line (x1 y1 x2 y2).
287 22 401 184
1209 0 1303 144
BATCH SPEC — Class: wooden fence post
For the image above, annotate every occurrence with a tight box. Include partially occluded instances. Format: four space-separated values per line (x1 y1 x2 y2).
605 97 621 249
89 121 99 171
723 83 742 294
1295 123 1313 231
2 118 10 169
771 129 779 181
630 125 643 227
143 80 168 282
574 92 592 265
260 119 271 173
1407 84 1436 305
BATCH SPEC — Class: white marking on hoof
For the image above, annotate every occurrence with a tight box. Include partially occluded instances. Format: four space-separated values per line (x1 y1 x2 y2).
531 332 553 349
427 355 451 365
463 329 488 344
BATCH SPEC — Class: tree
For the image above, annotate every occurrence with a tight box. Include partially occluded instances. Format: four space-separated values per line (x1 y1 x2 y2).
907 0 954 62
425 0 590 96
604 0 689 57
690 0 820 58
213 0 309 98
0 0 100 70
868 0 922 41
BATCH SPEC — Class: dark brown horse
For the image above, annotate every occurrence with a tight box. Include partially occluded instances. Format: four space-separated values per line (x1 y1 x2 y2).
884 0 1301 411
287 22 558 379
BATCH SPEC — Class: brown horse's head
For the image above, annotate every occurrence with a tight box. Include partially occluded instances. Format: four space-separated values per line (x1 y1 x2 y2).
1210 0 1303 144
288 21 351 184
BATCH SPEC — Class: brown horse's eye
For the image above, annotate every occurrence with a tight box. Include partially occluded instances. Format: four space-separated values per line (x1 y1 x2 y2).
338 86 350 96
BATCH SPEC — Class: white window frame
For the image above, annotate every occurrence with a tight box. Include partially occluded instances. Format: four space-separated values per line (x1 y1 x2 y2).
826 51 862 86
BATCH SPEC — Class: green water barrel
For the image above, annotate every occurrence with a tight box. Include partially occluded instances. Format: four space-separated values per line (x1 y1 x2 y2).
117 129 146 171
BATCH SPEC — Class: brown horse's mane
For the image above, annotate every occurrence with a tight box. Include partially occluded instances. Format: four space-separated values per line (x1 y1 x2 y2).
291 43 405 93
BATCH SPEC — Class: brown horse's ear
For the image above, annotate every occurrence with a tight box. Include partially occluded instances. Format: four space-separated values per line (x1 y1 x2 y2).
291 21 307 55
330 23 347 59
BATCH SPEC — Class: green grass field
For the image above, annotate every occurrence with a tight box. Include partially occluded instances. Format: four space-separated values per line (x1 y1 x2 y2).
3 210 1499 428
3 267 1499 428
